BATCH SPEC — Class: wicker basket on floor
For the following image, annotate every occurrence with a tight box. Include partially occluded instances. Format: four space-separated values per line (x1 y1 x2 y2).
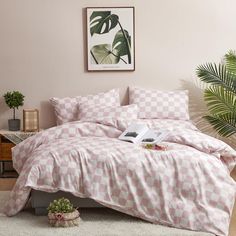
48 209 80 227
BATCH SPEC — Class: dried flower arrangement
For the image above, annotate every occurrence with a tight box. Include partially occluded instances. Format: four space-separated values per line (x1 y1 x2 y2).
47 197 80 227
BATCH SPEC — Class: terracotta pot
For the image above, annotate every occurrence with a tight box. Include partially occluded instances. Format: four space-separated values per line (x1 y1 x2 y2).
48 209 80 227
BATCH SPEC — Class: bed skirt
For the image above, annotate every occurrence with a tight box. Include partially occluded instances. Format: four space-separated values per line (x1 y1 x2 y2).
31 190 104 215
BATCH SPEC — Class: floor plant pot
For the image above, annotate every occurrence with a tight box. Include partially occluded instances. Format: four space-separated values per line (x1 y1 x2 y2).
48 210 80 227
8 119 20 131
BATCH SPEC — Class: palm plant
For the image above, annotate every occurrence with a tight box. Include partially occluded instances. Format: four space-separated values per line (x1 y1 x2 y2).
196 50 236 137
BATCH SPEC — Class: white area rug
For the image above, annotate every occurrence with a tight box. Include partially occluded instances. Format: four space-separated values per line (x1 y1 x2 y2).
0 191 213 236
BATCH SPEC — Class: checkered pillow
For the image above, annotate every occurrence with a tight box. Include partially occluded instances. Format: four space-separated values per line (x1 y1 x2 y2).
50 96 80 125
78 103 138 121
129 87 190 120
50 89 120 125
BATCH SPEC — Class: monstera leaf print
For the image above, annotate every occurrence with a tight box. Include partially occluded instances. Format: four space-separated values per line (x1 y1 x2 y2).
90 11 119 36
89 10 132 65
91 29 132 65
90 44 120 64
112 29 131 62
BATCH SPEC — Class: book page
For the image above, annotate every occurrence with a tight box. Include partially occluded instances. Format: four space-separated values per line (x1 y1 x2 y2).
118 123 149 143
141 130 169 144
140 129 157 144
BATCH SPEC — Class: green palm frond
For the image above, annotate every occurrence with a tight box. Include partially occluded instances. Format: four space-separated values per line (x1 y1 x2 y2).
225 50 236 74
204 85 236 115
196 63 236 93
204 114 236 137
196 50 236 138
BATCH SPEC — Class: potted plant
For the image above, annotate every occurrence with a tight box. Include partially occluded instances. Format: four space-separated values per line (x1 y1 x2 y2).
47 197 80 227
3 91 25 131
196 50 236 137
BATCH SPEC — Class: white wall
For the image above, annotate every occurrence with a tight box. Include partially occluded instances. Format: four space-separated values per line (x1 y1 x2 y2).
0 0 236 130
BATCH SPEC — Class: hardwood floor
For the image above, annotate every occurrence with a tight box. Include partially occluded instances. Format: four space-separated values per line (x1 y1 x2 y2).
0 178 16 190
0 168 236 235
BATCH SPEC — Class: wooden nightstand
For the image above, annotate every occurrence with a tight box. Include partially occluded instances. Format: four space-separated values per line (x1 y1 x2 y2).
0 130 38 178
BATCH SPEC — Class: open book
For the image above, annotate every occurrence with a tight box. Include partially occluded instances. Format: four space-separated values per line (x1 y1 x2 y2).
118 123 168 144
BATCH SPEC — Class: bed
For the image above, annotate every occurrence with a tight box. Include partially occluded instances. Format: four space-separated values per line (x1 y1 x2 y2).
3 88 236 236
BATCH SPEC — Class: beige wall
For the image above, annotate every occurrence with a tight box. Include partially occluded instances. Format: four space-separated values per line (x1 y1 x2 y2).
0 0 236 130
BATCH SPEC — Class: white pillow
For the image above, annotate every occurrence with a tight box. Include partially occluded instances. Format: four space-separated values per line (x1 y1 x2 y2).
129 87 190 120
78 103 138 122
50 89 120 125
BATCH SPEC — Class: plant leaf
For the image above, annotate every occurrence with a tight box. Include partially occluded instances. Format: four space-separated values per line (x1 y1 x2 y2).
204 114 236 137
197 51 236 138
224 50 236 74
90 11 119 36
3 91 24 109
196 63 236 93
204 86 236 115
112 29 131 57
90 44 120 64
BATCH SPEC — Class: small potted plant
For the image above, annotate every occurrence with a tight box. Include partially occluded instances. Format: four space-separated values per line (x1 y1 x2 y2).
3 91 25 131
47 197 80 227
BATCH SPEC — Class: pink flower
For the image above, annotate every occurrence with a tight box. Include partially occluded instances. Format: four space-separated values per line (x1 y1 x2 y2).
55 213 64 221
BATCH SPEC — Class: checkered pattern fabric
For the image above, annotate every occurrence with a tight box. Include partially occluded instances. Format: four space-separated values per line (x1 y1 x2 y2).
129 87 190 120
3 119 236 236
50 89 120 125
78 104 138 121
50 96 80 125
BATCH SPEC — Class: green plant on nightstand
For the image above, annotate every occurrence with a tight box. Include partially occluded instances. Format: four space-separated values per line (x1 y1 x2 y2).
3 91 25 131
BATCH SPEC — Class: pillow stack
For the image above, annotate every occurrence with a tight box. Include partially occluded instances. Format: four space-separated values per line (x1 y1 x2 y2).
50 87 190 126
50 89 120 125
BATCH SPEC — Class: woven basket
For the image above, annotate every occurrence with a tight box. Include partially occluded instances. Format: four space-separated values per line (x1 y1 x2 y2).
48 209 80 227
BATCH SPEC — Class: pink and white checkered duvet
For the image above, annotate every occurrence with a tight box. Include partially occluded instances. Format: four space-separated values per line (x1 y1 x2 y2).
4 119 236 236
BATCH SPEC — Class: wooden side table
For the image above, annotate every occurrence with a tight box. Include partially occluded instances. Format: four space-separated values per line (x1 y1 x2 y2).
0 130 37 178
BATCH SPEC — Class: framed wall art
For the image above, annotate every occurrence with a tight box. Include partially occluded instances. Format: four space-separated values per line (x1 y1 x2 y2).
86 7 135 71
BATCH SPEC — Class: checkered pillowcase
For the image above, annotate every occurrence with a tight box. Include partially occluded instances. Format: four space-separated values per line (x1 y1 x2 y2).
50 89 120 125
129 87 190 120
78 103 138 121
